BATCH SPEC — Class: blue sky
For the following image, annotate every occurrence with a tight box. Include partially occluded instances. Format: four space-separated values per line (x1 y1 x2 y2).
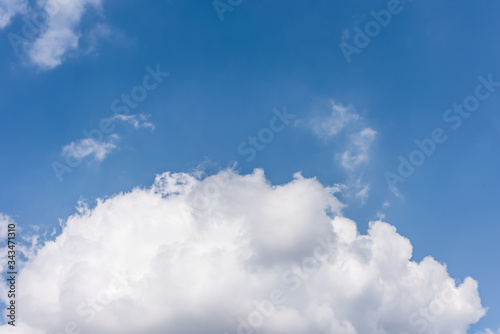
0 0 499 333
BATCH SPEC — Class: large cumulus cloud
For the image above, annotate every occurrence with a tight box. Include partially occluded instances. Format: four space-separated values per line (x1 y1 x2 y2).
0 169 486 333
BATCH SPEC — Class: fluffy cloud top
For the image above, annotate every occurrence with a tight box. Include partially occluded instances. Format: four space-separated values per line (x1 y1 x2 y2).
0 169 486 334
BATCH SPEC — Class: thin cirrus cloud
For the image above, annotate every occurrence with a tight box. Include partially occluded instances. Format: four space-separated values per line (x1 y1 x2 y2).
60 113 153 164
111 113 155 131
339 127 377 170
61 135 118 163
1 0 107 69
0 169 487 333
476 329 500 334
299 100 377 171
354 182 370 204
304 100 360 139
299 100 377 204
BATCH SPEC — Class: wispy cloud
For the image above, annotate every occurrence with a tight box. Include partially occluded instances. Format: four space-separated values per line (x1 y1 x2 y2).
1 0 109 69
0 0 26 29
54 111 155 181
303 100 359 139
355 183 370 204
29 0 105 69
300 100 377 204
339 127 377 170
61 135 118 163
475 329 500 334
111 113 155 131
374 201 391 220
334 175 372 206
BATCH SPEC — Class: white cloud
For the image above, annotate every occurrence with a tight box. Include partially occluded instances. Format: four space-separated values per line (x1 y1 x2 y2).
340 127 377 170
300 101 377 203
0 169 486 333
111 113 155 131
0 0 26 29
61 135 118 163
0 0 107 69
304 100 359 139
58 113 154 166
299 101 377 172
27 0 104 69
